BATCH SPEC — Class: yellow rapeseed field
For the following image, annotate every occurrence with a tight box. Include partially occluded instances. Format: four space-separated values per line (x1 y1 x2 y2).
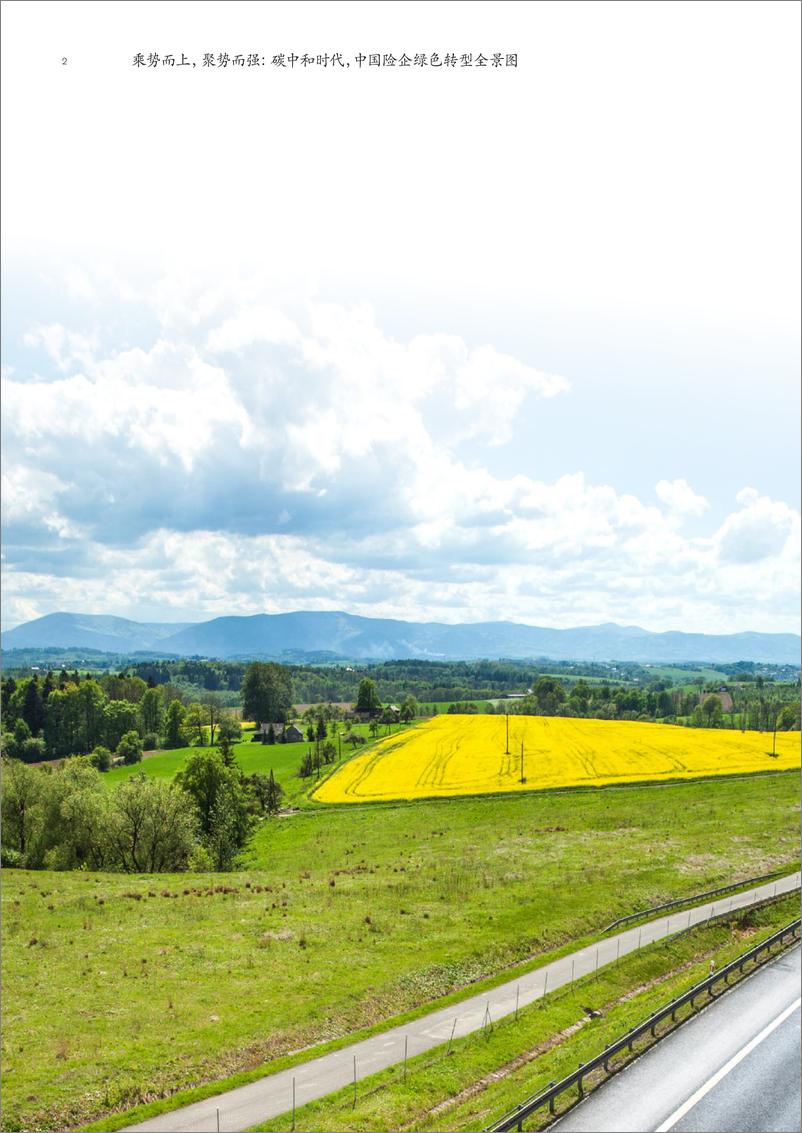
314 714 800 803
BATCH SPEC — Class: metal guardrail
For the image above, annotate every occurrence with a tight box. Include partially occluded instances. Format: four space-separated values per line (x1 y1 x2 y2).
602 869 791 932
485 918 801 1132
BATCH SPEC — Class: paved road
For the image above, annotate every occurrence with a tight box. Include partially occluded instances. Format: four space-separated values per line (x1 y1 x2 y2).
551 945 801 1133
125 872 800 1132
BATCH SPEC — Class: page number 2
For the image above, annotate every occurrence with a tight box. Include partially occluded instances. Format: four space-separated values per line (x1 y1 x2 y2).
62 57 68 65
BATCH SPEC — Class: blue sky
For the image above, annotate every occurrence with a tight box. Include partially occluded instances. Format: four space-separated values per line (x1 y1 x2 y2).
1 1 799 635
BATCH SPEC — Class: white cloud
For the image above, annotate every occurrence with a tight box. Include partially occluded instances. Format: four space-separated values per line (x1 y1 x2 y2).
715 488 799 565
1 275 799 635
656 478 709 517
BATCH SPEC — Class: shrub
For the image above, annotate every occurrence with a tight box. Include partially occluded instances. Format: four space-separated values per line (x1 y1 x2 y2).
116 731 143 765
89 746 112 772
142 732 160 752
18 737 47 763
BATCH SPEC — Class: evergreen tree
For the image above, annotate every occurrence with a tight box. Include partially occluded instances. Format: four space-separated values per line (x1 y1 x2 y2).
22 678 45 736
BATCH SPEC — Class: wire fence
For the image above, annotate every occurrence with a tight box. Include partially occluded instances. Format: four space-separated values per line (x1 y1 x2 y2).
484 919 801 1132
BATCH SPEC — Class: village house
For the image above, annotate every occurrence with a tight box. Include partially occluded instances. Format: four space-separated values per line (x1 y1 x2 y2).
254 722 304 744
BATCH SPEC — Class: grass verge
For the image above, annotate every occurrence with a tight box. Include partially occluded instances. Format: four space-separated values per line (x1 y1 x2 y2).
248 897 799 1132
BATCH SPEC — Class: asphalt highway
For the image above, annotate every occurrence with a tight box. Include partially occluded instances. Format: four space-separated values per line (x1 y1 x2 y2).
551 945 801 1133
125 871 800 1132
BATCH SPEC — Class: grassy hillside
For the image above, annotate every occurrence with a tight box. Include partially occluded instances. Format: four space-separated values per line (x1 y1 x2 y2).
102 723 390 807
1 772 798 1132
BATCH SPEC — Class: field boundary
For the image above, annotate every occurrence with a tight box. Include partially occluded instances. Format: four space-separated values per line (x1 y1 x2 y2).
307 765 798 812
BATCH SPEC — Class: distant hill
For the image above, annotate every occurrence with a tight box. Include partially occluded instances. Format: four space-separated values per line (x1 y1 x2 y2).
1 610 799 664
0 612 193 654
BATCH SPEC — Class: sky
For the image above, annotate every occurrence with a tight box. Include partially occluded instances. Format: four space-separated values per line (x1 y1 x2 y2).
1 0 800 635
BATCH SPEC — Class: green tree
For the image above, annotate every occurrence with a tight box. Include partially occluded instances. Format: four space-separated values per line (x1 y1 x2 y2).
531 677 566 715
43 687 81 758
241 662 293 725
164 699 187 748
1 758 44 859
175 750 252 845
139 687 164 738
106 775 198 872
202 691 223 745
217 714 242 744
89 745 112 771
702 695 723 726
103 699 139 751
22 678 45 735
251 769 283 814
76 680 107 752
218 733 237 767
399 695 418 723
355 677 381 716
185 703 207 745
116 730 143 765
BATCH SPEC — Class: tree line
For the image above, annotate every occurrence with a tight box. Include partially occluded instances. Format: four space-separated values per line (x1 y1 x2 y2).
1 746 284 873
0 671 244 765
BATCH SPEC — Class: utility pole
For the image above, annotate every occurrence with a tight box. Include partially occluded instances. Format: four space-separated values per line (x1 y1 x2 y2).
520 739 525 783
505 711 510 755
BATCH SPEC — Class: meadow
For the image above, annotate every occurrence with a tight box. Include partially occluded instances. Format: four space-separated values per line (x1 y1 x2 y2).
1 772 798 1132
314 714 801 803
103 722 388 807
253 896 799 1132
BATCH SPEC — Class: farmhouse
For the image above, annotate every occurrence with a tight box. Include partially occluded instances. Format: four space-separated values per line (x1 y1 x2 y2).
255 722 304 744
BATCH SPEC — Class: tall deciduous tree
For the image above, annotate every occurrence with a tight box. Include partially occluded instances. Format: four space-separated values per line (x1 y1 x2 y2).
355 677 381 716
241 662 293 724
164 699 187 748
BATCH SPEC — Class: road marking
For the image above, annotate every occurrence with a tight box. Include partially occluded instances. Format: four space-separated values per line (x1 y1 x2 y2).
655 996 802 1132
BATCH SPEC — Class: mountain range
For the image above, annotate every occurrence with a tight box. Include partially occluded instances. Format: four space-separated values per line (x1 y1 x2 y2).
1 611 799 664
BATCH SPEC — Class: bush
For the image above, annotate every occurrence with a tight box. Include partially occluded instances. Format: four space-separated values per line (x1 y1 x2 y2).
89 745 112 772
116 731 143 765
187 843 213 872
142 732 160 752
17 737 47 763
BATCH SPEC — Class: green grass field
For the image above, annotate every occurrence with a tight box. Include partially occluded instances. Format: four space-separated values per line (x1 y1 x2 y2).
102 723 391 807
642 665 730 685
1 771 798 1132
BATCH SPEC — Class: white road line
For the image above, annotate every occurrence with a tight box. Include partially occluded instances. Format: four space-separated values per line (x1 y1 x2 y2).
655 996 802 1132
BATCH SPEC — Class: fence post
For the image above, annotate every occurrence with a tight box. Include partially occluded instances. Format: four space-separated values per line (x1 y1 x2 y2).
216 1107 220 1133
353 1055 357 1108
447 1016 457 1054
578 1063 585 1097
292 1079 296 1131
515 984 520 1020
548 1083 557 1114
